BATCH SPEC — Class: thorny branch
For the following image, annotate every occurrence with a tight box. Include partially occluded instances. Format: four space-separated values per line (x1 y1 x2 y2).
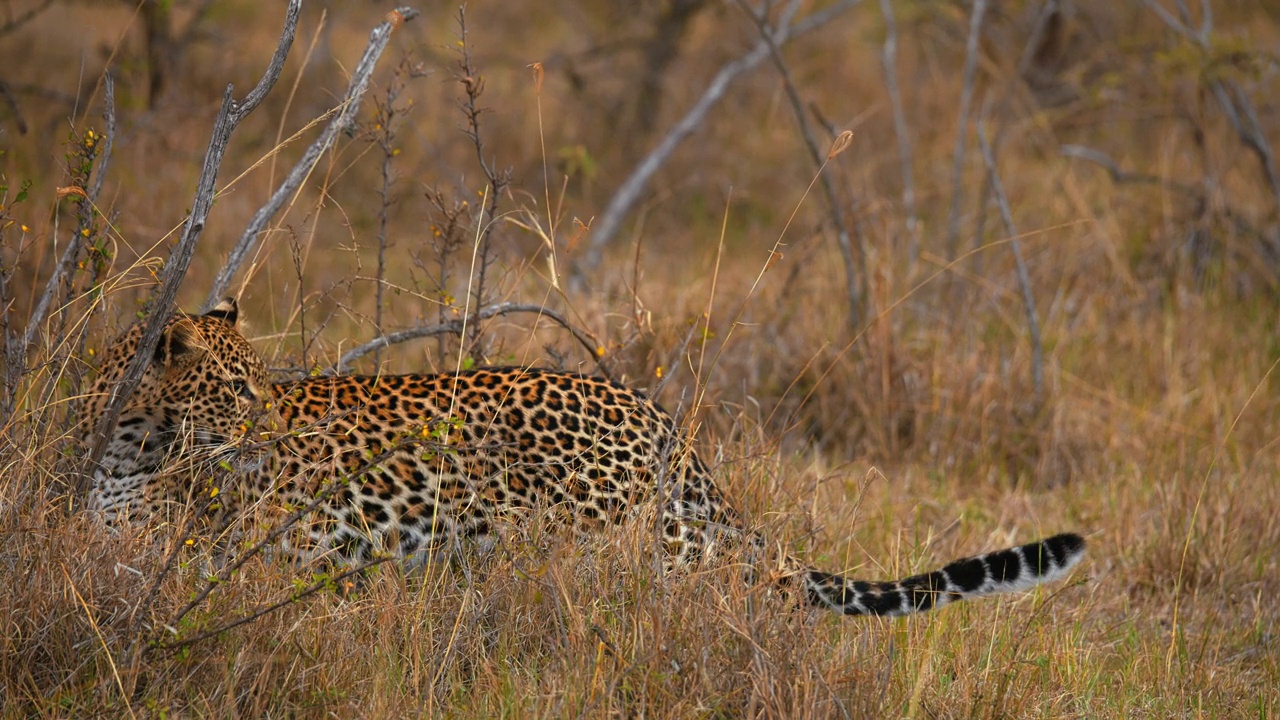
203 7 421 311
20 76 116 363
7 75 117 441
370 59 425 365
454 6 512 360
579 0 864 274
337 302 608 377
83 0 303 497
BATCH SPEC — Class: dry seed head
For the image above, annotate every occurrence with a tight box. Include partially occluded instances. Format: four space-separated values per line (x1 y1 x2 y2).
386 9 405 30
826 130 853 160
531 62 544 95
56 186 87 200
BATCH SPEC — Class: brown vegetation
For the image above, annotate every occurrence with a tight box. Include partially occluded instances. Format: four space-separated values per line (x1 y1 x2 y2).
1 0 1278 715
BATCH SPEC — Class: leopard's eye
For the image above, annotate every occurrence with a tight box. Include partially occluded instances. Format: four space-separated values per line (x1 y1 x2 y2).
227 379 255 401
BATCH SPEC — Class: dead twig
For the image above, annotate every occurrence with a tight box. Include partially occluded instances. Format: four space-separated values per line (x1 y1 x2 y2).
943 0 988 261
202 7 421 311
84 0 303 498
337 302 607 377
976 111 1044 404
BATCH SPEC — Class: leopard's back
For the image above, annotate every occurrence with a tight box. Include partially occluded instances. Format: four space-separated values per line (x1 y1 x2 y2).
270 369 732 563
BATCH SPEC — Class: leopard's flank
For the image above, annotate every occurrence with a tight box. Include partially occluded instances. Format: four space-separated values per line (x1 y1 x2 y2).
84 300 1085 617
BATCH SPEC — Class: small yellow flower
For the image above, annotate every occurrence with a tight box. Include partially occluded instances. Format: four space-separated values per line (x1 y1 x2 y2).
209 487 219 498
185 538 194 546
21 225 28 233
595 346 605 357
655 366 664 379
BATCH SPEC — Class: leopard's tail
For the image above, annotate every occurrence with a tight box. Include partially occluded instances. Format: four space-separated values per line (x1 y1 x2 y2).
801 533 1085 617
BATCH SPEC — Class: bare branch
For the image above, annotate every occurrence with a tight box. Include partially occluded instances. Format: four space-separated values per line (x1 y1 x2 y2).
1060 144 1199 197
578 0 864 273
1140 0 1280 259
0 0 55 39
878 0 918 264
203 7 421 311
977 114 1044 404
943 0 988 261
741 0 862 327
0 80 27 134
337 302 607 377
1210 81 1280 217
1142 0 1198 39
89 76 117 203
84 0 303 494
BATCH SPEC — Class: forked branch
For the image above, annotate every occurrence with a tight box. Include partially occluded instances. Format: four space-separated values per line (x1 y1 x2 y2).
83 0 303 494
203 7 421 311
578 0 863 273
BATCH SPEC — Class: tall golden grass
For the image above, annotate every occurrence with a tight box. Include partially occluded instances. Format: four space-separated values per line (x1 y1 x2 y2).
1 0 1277 716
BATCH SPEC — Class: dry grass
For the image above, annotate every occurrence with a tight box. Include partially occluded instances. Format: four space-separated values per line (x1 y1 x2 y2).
2 0 1279 716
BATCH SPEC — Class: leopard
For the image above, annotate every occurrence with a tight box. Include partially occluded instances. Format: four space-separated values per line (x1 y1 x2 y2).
83 299 1085 617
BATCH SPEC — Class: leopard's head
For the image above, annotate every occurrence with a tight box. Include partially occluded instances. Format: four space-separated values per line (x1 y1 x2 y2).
85 299 277 522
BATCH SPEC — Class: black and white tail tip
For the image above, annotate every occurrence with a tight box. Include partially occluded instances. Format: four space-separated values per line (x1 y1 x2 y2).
804 533 1086 617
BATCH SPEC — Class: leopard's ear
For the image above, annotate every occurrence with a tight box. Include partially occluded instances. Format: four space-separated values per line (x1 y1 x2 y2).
203 297 239 326
154 317 203 365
